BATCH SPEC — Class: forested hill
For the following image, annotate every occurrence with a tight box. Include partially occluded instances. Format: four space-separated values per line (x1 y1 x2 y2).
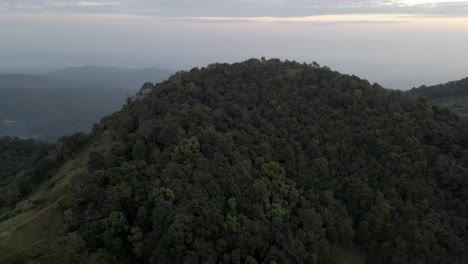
2 59 467 263
408 77 468 118
408 77 468 99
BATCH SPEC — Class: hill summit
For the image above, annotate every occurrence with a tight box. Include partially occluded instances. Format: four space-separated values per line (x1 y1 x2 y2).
2 59 467 263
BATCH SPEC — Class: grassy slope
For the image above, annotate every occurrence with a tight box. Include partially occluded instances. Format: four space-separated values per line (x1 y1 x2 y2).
0 133 115 263
0 206 63 262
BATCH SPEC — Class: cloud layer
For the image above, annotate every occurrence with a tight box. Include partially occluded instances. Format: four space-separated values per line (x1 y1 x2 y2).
1 0 468 17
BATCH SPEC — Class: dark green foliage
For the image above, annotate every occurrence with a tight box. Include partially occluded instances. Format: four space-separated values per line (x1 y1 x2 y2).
88 151 105 171
59 132 92 160
56 59 467 263
0 133 91 216
0 137 54 215
0 137 51 187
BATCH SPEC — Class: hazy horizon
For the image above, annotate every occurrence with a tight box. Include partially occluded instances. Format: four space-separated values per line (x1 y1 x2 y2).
1 0 468 89
0 60 465 90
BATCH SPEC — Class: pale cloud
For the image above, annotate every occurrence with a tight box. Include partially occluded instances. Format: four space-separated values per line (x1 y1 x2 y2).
1 0 468 17
179 13 467 23
1 9 467 88
393 0 468 6
47 1 121 6
75 1 121 6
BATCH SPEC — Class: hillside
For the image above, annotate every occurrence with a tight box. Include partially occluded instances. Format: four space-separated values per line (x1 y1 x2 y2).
0 133 94 262
0 137 52 188
408 77 468 119
1 59 467 263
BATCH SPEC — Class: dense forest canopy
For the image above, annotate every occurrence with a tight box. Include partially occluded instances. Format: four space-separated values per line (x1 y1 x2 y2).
1 59 467 263
0 137 52 187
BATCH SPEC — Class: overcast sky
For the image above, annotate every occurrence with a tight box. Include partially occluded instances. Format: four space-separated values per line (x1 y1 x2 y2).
1 0 468 88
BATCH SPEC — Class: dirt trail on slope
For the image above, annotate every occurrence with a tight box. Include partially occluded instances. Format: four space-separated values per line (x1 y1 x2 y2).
0 203 56 238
